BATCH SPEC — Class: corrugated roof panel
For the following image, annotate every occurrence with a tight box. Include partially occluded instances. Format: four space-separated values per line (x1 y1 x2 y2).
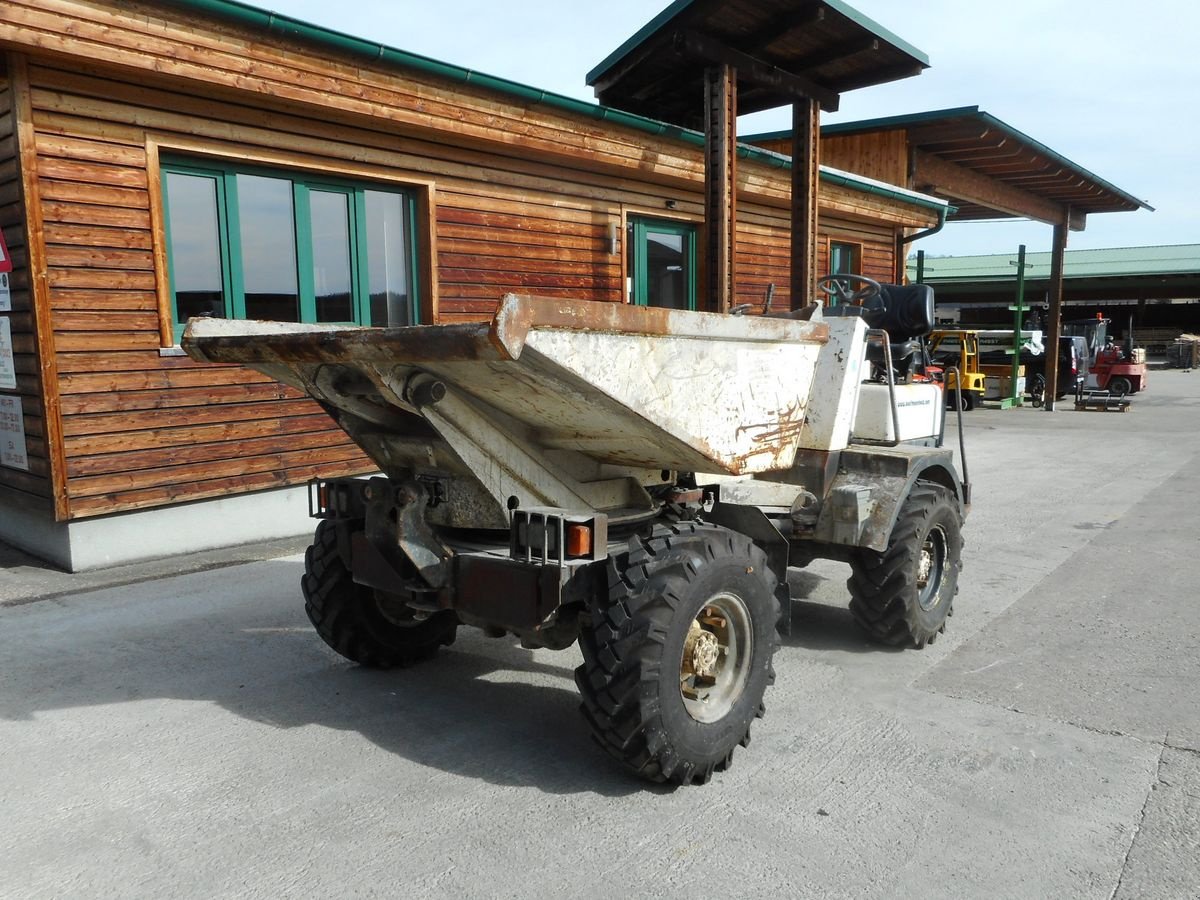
913 245 1200 282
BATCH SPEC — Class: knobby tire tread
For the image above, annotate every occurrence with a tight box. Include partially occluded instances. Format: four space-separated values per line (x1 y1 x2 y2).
301 520 456 668
575 520 779 786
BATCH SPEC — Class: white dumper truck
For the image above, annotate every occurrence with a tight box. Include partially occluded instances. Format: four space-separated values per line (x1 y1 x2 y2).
183 275 969 786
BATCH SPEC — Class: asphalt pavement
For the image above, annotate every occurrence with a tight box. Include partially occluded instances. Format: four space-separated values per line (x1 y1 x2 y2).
1 370 1197 899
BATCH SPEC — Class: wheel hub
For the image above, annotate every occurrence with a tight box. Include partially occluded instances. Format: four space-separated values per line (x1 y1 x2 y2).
683 622 721 678
679 595 753 724
917 526 947 612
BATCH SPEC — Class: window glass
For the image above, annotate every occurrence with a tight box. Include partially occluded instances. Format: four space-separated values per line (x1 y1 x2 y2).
628 218 696 311
165 172 225 321
163 161 418 338
309 190 354 323
645 230 687 310
366 191 411 326
237 174 300 322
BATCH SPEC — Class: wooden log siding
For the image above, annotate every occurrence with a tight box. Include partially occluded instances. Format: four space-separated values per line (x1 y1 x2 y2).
0 59 56 503
0 0 937 520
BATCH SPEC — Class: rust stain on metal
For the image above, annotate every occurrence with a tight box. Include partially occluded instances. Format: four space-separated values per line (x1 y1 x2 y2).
495 294 830 344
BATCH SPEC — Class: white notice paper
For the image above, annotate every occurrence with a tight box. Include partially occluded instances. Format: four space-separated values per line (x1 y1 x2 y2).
0 272 10 312
0 393 29 471
0 317 15 390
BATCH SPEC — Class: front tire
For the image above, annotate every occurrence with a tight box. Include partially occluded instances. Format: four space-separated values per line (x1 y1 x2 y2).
1108 375 1133 396
575 521 780 785
302 520 458 668
848 483 963 648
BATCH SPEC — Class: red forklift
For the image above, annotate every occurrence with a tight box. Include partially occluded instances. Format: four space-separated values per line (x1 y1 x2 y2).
1063 314 1148 396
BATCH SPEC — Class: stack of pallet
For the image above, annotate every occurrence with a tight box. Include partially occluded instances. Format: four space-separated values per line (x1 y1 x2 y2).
1167 335 1200 368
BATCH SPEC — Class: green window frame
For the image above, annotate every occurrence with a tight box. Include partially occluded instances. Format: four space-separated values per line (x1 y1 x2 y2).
628 217 697 311
161 159 421 341
828 240 862 276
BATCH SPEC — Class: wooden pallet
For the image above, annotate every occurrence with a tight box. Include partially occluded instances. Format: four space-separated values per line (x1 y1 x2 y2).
1074 390 1131 412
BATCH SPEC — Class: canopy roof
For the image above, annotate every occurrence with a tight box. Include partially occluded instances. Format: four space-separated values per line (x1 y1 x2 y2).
587 0 929 128
820 107 1153 220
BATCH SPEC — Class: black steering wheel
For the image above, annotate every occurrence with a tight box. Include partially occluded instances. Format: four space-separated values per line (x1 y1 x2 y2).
817 274 884 312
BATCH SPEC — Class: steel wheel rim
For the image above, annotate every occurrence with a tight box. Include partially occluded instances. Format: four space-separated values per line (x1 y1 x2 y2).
917 525 947 611
679 592 753 724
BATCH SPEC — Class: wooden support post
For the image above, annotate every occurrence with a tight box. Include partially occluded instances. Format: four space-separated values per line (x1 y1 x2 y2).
792 98 820 309
790 97 819 309
1043 220 1068 411
703 64 737 312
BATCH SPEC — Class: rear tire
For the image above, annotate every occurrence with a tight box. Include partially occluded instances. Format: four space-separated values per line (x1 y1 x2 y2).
302 520 458 668
575 521 780 785
1108 376 1133 396
848 483 963 649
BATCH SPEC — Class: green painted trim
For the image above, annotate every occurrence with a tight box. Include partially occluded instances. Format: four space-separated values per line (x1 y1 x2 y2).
629 217 697 311
161 164 238 341
222 171 248 320
293 182 317 323
351 194 371 326
818 166 951 214
585 0 928 86
586 0 693 87
161 154 419 328
157 0 945 217
406 194 422 325
818 106 984 137
161 172 181 341
820 0 929 65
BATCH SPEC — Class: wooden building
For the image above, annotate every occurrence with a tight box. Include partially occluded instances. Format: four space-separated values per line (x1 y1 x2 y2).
0 0 947 570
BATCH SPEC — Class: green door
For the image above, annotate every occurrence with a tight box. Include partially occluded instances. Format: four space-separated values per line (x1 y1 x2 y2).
629 218 697 311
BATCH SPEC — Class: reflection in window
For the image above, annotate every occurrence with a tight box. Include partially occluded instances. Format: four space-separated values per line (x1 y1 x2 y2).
628 217 696 311
162 161 419 337
238 174 300 322
309 190 353 323
645 230 687 310
366 191 411 326
165 172 225 321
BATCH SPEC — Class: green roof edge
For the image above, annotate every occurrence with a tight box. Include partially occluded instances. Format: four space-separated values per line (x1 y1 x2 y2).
799 106 1152 212
157 0 949 215
585 0 929 87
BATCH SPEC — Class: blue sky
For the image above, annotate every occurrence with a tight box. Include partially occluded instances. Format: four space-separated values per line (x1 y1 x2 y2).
262 0 1196 258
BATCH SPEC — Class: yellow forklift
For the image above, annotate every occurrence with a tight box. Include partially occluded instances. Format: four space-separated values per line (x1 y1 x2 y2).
927 330 988 410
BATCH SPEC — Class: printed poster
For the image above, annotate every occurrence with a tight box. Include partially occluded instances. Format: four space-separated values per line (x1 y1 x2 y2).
0 272 10 312
0 317 15 390
0 393 29 471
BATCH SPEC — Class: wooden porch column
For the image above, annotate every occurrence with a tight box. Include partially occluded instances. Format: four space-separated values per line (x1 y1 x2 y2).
1043 218 1068 411
704 64 737 312
790 97 820 308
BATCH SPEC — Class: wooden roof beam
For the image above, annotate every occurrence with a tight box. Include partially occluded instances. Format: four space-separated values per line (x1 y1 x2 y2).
674 29 841 111
736 4 826 55
913 149 1084 230
829 61 926 93
784 35 881 71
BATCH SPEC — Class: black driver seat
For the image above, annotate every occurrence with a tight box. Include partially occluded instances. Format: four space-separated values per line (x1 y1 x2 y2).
824 283 935 379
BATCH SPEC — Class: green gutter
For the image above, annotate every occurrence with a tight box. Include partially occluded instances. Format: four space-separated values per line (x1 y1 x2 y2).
160 0 948 215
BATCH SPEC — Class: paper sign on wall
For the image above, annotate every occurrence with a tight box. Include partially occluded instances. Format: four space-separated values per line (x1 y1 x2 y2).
0 272 10 313
0 394 29 471
0 317 15 390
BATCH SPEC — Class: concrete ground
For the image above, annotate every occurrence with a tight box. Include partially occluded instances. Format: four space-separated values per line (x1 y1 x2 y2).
1 371 1197 899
